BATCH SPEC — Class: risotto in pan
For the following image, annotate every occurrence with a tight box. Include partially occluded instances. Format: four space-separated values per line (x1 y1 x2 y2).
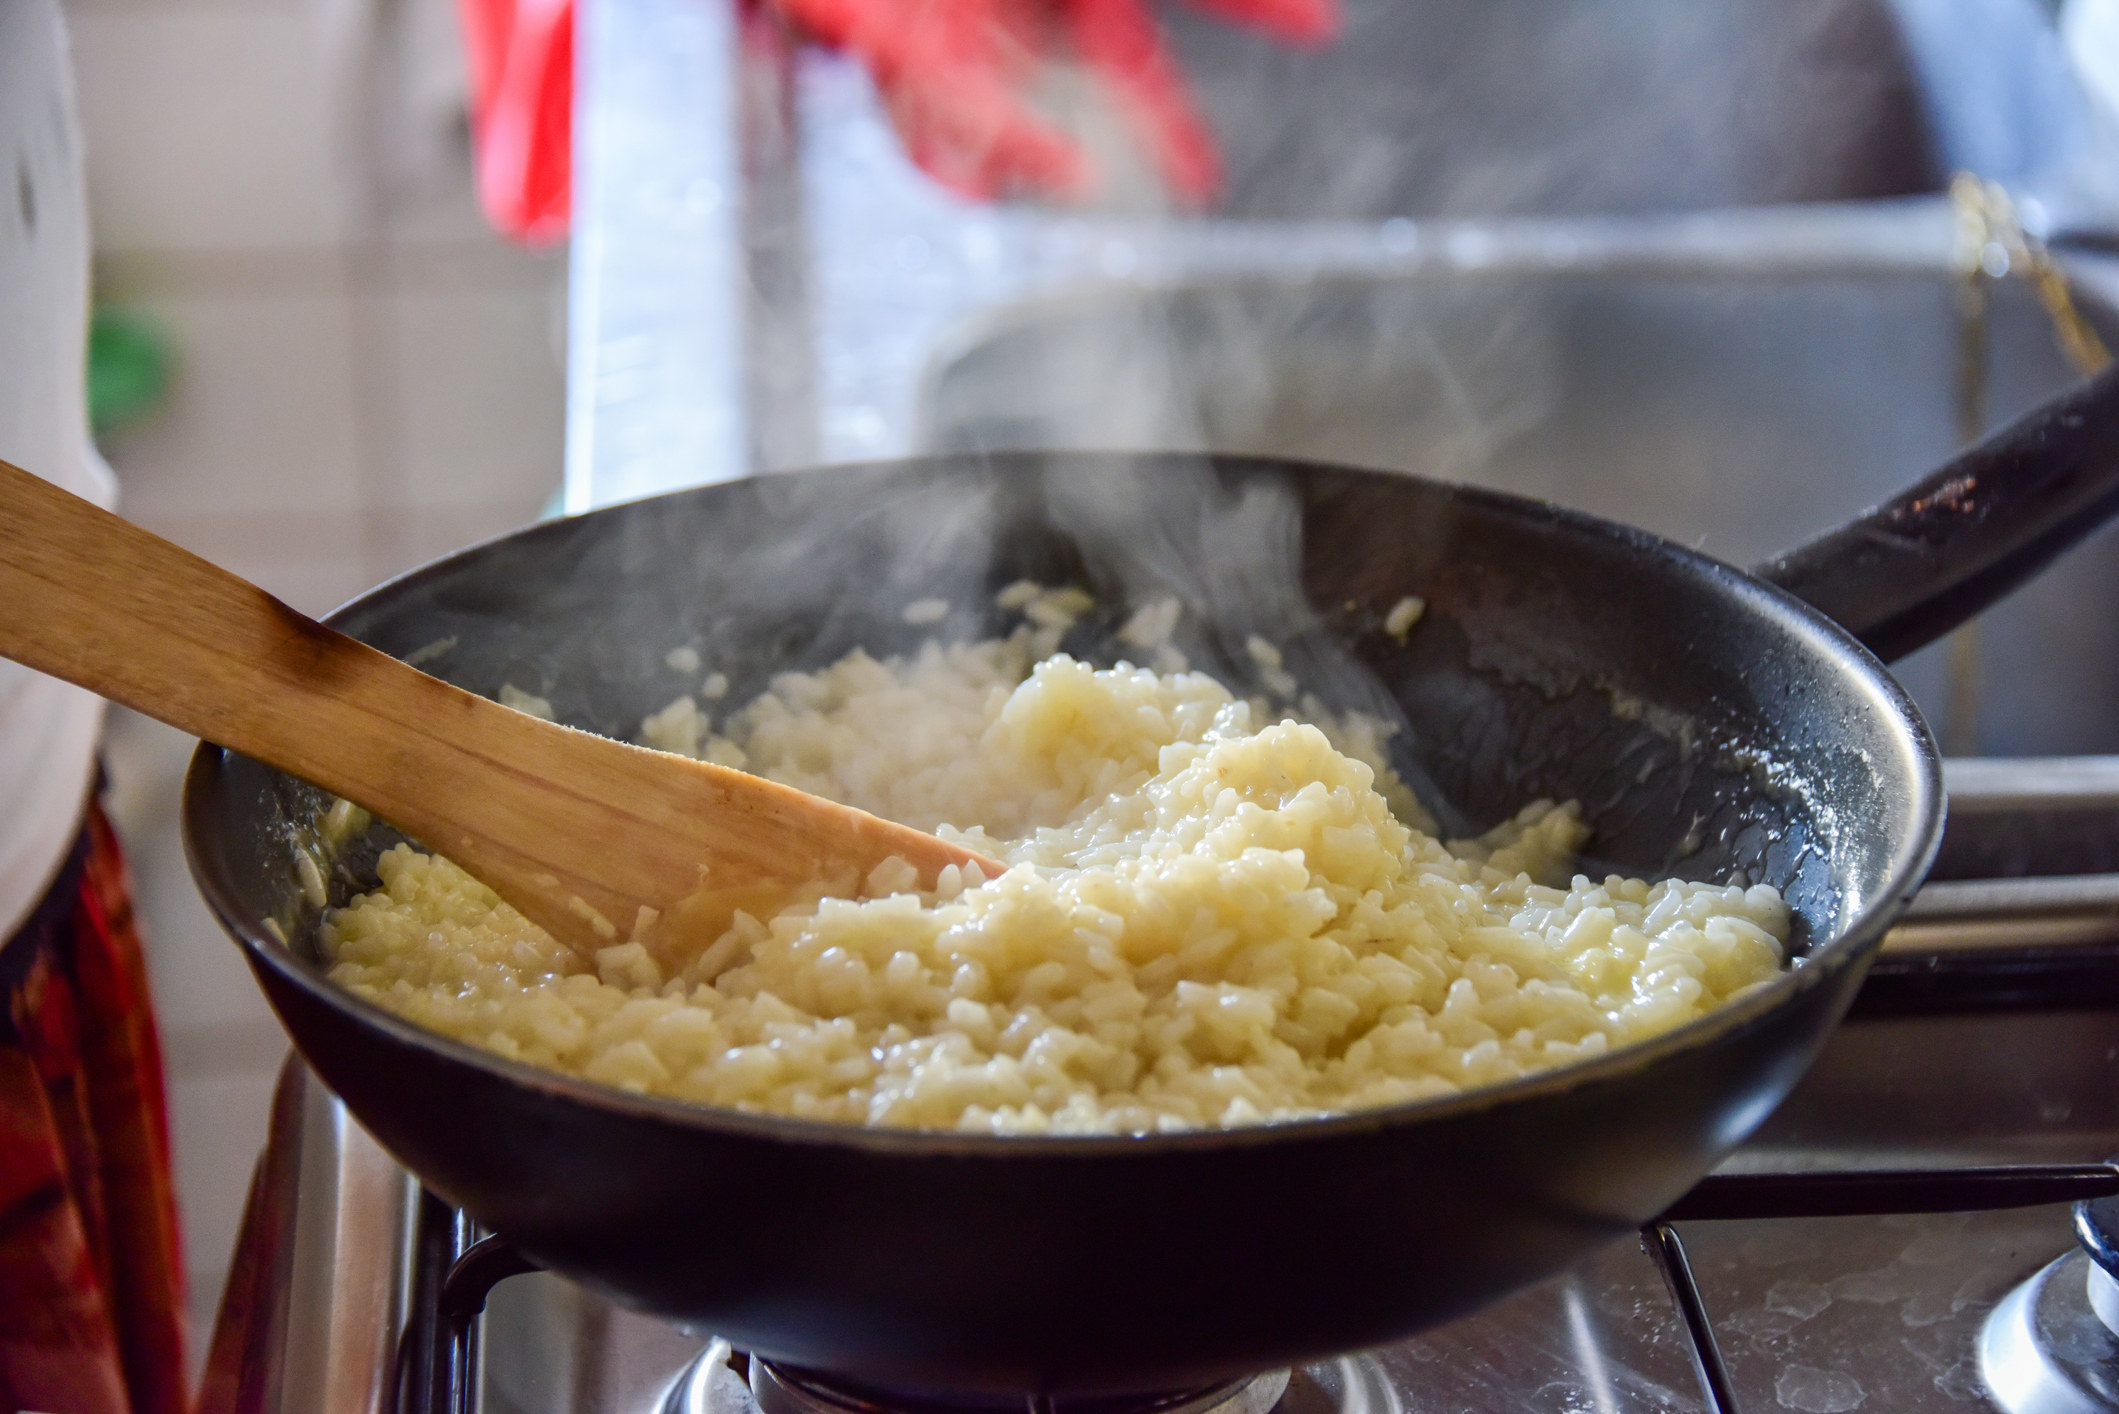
320 587 1788 1135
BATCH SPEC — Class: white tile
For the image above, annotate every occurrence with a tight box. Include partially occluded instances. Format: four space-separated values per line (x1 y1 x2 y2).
134 880 283 1035
135 510 382 616
335 0 482 247
382 230 563 296
369 504 548 588
95 245 344 301
94 287 371 531
98 705 187 847
166 1064 283 1355
62 0 284 18
68 6 354 251
382 282 566 520
381 170 505 252
102 709 292 1032
161 1018 292 1077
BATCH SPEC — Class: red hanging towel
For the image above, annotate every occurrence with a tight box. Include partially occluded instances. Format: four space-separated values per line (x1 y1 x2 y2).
461 0 575 243
458 0 1337 241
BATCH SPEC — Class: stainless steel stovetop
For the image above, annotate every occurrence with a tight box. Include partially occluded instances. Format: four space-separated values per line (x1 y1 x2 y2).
201 759 2119 1414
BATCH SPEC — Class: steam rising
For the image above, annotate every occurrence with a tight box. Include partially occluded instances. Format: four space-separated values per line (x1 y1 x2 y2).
606 446 1462 835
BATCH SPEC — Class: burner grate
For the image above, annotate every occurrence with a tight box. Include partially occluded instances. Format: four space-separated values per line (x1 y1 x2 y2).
392 1163 2119 1414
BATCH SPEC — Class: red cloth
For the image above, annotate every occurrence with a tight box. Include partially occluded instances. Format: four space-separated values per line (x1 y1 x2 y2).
0 805 187 1414
458 0 1338 242
460 0 574 243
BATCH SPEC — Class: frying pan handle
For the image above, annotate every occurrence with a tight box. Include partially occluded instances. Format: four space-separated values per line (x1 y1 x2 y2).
1753 362 2119 663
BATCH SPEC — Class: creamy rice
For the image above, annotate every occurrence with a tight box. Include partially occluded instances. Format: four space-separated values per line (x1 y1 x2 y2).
322 595 1789 1135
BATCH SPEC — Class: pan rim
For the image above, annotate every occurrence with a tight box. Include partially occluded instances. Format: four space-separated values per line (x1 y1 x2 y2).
180 450 1945 1161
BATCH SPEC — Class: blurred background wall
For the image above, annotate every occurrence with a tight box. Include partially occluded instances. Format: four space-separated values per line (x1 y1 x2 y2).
59 0 563 1361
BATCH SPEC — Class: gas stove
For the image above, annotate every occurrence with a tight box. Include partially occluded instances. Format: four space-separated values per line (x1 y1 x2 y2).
199 758 2119 1414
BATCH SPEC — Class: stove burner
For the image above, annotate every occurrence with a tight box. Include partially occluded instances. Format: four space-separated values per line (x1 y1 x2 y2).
1982 1191 2119 1414
661 1345 1289 1414
1979 1253 2119 1414
751 1360 1291 1414
2081 1193 2119 1342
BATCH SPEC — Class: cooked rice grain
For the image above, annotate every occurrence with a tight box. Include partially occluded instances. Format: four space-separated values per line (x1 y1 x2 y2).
324 639 1787 1134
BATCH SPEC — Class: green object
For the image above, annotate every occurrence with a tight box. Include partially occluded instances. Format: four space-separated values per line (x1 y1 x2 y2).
87 308 171 436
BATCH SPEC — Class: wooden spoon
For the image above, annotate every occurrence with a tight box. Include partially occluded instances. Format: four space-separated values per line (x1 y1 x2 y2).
0 459 1002 961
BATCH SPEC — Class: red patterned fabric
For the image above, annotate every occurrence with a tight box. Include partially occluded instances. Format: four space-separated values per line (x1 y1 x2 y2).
0 804 187 1414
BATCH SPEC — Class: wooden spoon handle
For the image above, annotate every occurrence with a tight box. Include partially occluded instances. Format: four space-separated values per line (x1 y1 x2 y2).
0 458 396 776
0 459 996 955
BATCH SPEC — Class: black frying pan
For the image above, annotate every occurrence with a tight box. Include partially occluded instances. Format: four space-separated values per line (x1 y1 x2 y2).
182 365 2119 1397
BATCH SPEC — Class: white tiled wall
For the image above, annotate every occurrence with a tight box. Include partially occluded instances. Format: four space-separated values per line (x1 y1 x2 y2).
68 8 356 251
62 0 566 1371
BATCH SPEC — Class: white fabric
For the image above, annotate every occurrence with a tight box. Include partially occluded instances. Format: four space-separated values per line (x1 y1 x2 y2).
0 0 118 939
